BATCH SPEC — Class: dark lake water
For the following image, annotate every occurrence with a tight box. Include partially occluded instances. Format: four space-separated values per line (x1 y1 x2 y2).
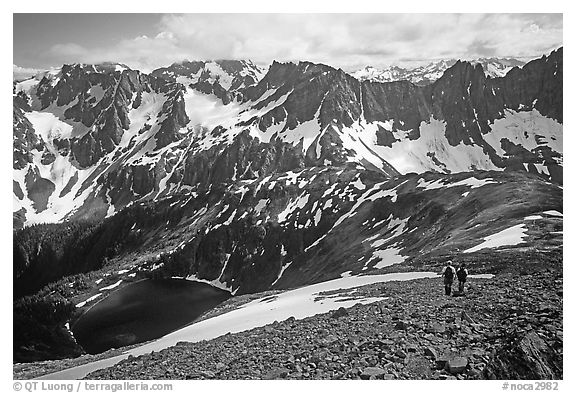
72 279 231 354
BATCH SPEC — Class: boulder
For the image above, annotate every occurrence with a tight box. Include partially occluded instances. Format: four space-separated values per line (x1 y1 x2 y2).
483 331 562 380
404 354 433 376
446 357 468 374
360 367 387 380
424 347 438 359
461 311 475 324
263 367 290 379
394 321 409 330
425 323 446 334
406 344 418 353
331 307 348 319
435 354 451 370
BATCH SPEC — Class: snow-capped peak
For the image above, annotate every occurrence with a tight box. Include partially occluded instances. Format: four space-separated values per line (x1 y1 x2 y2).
151 59 267 92
351 57 527 85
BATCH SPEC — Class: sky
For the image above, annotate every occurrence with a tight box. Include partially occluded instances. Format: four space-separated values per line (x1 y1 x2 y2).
13 13 563 74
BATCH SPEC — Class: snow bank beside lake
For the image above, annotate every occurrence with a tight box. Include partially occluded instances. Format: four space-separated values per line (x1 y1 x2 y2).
39 271 438 380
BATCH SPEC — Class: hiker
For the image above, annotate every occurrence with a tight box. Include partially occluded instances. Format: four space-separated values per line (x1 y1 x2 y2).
441 260 456 295
457 263 468 293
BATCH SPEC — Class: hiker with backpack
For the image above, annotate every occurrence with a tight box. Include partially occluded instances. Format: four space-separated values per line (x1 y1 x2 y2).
457 263 468 293
441 260 456 295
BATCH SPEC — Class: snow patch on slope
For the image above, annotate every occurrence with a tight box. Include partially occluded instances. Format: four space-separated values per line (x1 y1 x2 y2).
464 223 528 253
417 176 497 191
277 192 310 223
371 248 406 268
363 117 497 174
183 89 242 130
483 109 563 162
25 111 74 140
75 293 102 308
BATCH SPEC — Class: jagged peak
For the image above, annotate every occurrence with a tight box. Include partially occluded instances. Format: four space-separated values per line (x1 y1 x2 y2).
437 59 486 79
164 59 261 71
59 62 131 73
266 59 338 76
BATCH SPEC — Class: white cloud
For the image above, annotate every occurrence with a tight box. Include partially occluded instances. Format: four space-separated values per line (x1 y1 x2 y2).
13 64 43 81
45 14 562 72
50 43 87 58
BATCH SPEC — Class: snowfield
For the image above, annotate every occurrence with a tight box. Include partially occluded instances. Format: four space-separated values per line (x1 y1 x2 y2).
183 89 242 130
40 271 445 380
74 293 102 308
483 109 563 161
464 223 528 253
99 280 123 291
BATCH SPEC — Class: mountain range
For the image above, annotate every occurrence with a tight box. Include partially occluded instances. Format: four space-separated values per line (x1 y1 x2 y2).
13 50 562 229
350 57 528 85
13 49 563 363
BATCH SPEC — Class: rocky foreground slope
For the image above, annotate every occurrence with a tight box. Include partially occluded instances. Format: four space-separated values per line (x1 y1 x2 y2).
82 268 562 380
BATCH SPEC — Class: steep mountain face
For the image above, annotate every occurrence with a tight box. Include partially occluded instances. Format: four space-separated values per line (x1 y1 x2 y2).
14 168 562 298
113 169 562 295
13 48 562 232
151 60 266 104
13 63 190 227
351 57 527 85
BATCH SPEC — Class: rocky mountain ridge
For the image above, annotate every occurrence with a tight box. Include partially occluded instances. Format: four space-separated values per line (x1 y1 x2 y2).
151 59 266 104
14 167 562 298
13 48 563 229
351 57 528 85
